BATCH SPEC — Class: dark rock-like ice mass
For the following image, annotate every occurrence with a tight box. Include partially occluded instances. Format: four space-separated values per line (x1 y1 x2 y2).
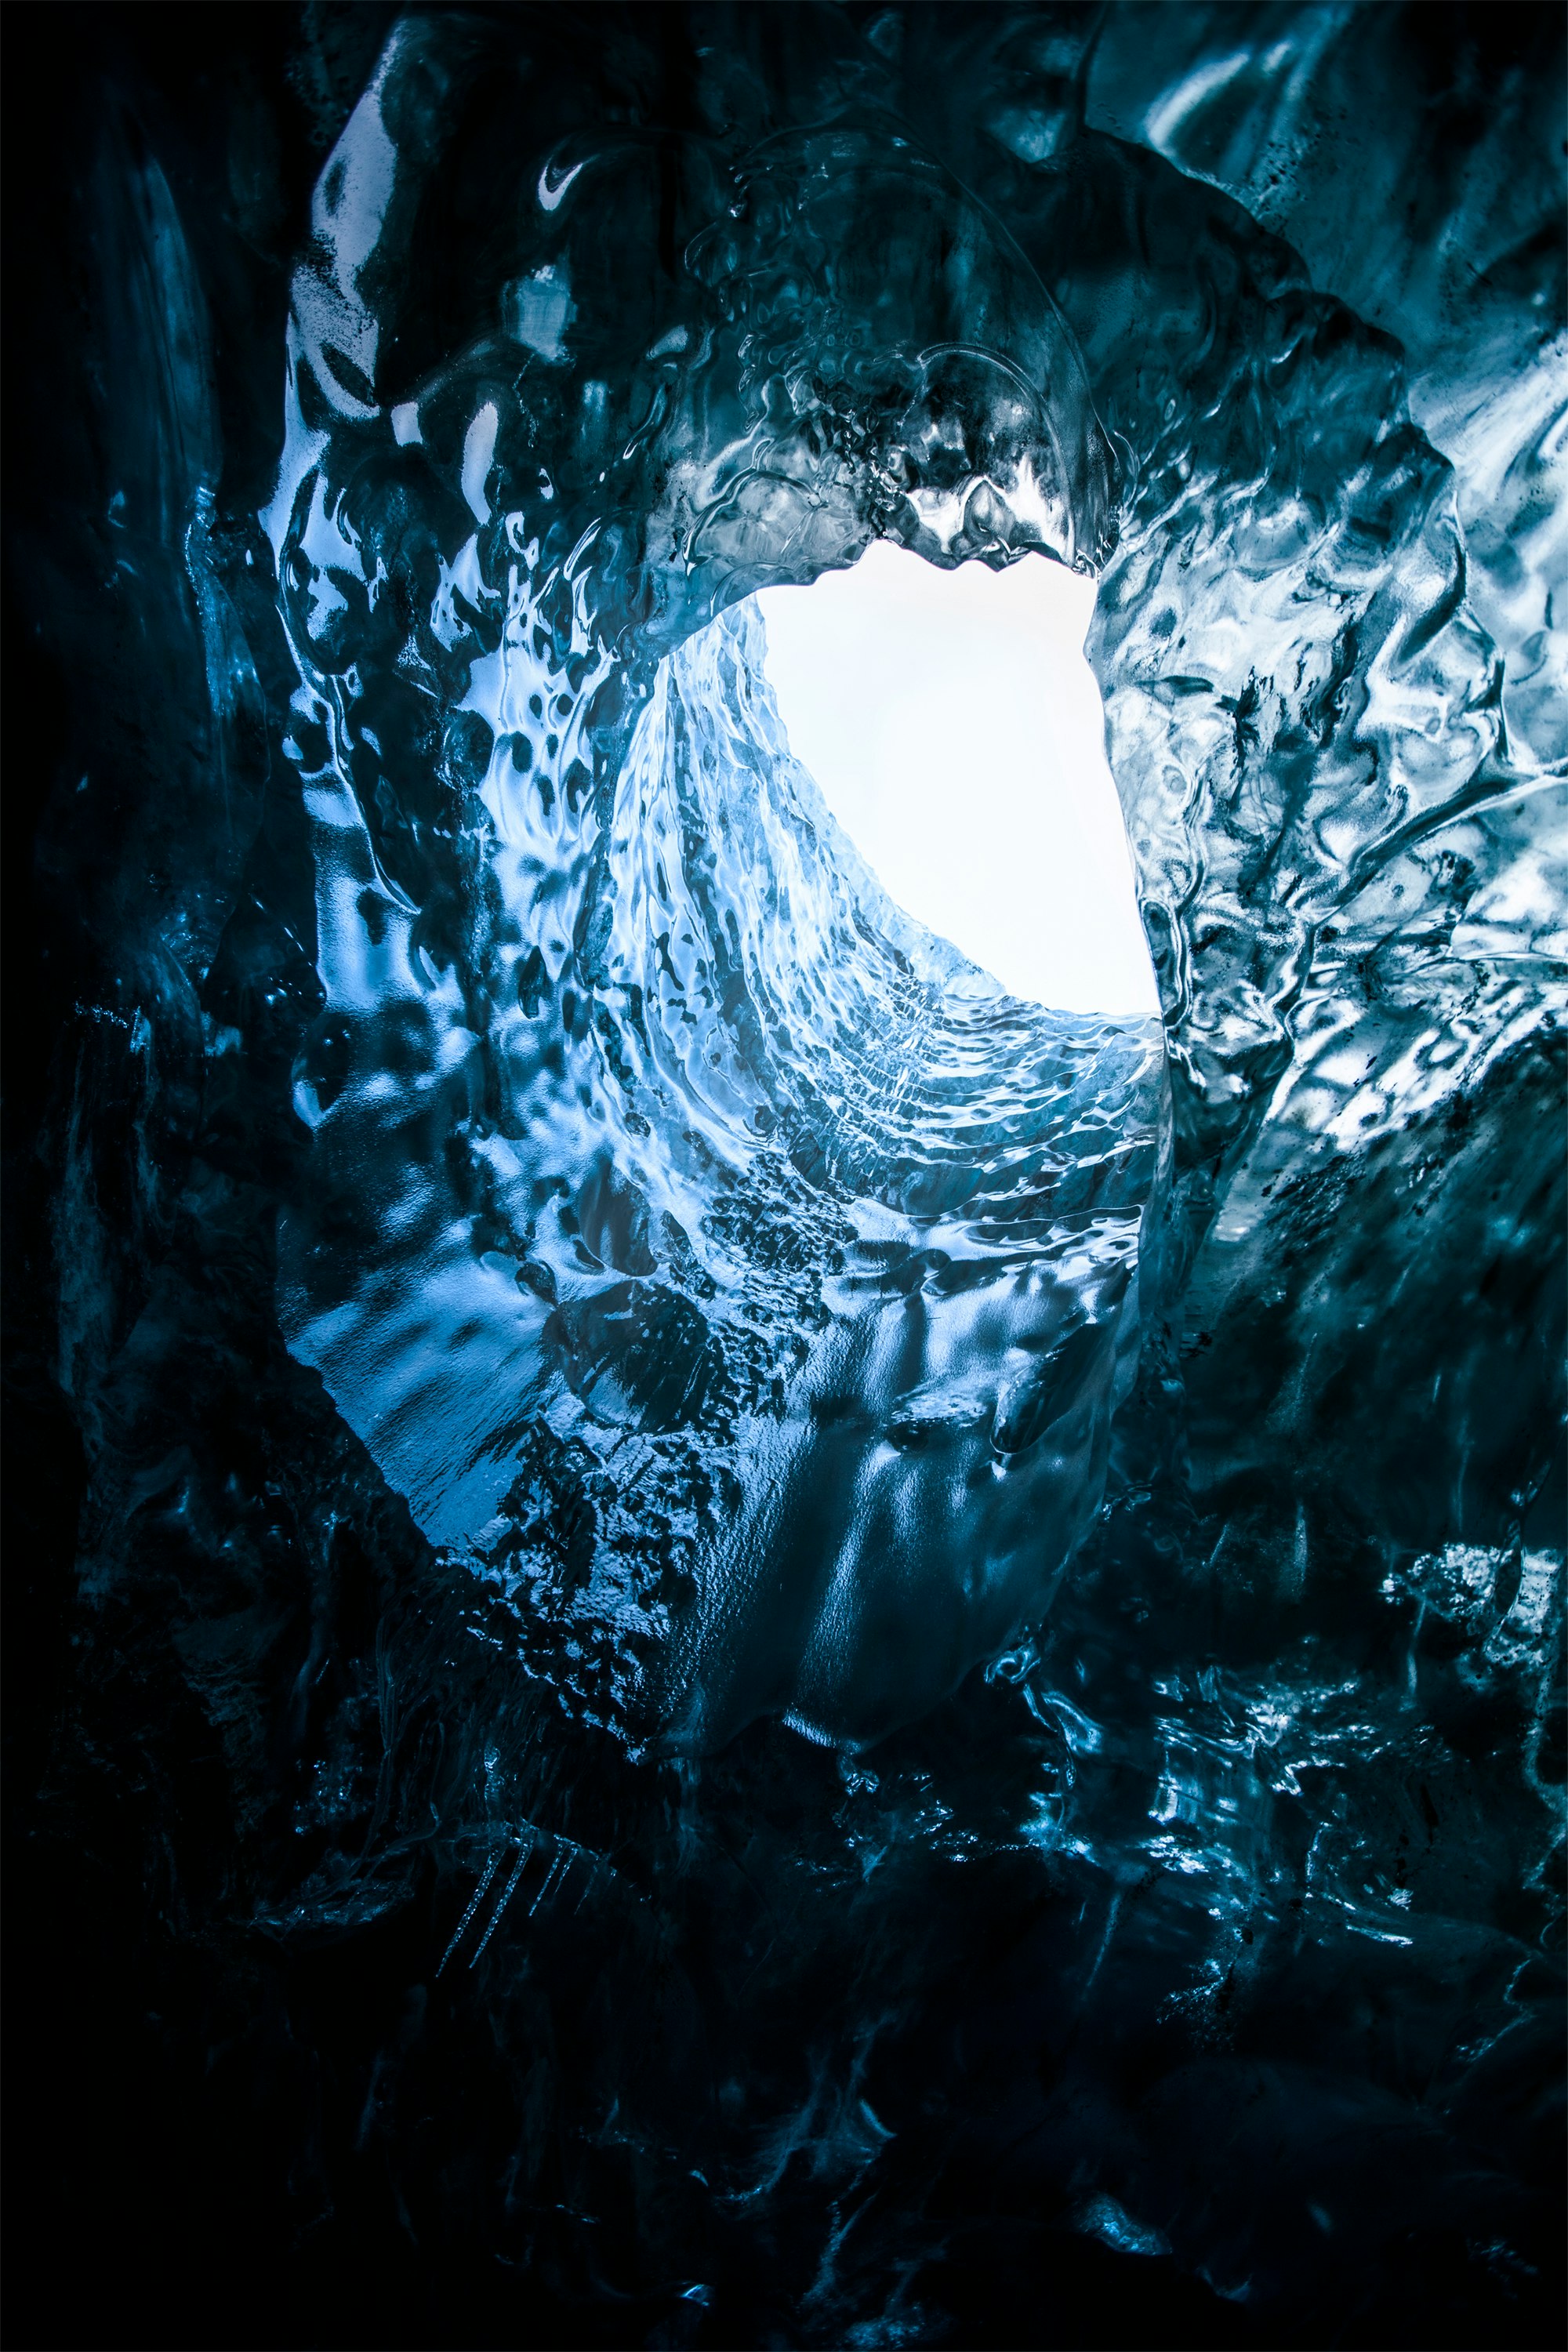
7 8 1563 2347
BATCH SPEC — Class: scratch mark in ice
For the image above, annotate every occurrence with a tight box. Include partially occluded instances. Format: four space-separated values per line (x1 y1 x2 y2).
437 1845 504 1976
468 1838 532 1968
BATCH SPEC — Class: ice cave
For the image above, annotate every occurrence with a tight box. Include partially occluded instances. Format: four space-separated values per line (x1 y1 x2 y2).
6 7 1564 2348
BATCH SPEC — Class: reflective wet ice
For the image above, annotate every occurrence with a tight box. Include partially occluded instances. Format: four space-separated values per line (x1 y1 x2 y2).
21 7 1564 2345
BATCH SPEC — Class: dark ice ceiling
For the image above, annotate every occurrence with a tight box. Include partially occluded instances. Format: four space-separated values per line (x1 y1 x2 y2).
6 6 1563 2348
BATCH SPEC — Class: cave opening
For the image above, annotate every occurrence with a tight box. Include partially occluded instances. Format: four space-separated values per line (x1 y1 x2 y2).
751 541 1160 1017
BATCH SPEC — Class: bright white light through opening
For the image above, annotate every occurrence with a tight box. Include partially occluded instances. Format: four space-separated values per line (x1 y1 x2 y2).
754 542 1160 1015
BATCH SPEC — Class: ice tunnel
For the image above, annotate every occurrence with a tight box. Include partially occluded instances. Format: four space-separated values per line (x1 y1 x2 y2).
9 7 1565 2349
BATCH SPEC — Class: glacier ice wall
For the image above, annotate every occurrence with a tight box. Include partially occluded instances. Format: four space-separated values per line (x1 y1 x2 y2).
9 7 1563 2348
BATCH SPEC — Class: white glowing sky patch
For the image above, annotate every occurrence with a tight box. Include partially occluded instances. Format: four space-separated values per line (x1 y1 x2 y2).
754 542 1160 1015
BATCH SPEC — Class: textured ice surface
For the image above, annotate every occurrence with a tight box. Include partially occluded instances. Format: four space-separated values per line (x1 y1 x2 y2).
14 7 1564 2347
279 572 1164 1748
